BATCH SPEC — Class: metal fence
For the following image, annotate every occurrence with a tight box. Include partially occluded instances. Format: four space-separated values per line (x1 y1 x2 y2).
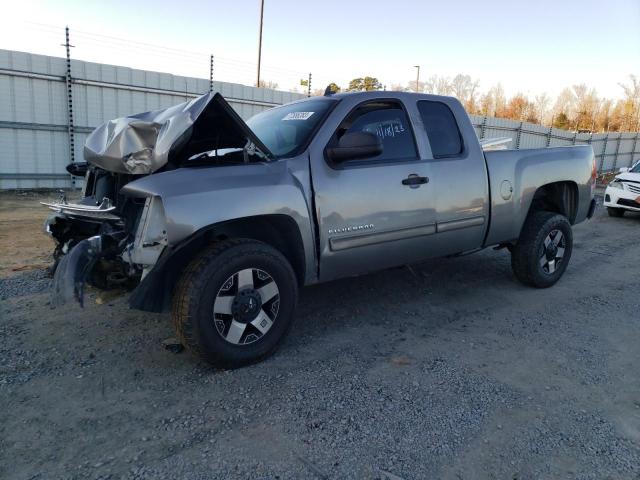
1 48 639 190
469 115 640 174
0 49 306 189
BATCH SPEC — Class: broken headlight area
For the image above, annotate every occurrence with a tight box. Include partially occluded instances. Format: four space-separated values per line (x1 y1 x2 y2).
44 170 168 306
42 165 140 262
120 196 169 280
48 194 169 307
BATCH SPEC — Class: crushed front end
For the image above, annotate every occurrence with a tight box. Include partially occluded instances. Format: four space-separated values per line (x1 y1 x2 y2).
43 165 168 306
42 91 272 307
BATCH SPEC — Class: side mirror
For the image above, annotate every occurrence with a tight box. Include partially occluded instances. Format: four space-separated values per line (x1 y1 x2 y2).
66 161 88 177
326 132 383 162
619 167 629 173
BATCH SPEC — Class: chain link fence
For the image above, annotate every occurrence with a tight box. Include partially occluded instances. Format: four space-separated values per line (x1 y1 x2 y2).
469 115 639 176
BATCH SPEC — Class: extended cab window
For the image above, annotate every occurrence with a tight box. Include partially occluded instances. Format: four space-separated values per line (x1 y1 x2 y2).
332 102 417 163
417 101 463 158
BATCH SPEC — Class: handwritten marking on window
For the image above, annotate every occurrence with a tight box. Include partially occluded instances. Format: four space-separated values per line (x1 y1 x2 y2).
363 119 406 139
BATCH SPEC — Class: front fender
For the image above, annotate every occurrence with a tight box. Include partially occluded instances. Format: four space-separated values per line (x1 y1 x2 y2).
122 160 313 246
122 159 317 311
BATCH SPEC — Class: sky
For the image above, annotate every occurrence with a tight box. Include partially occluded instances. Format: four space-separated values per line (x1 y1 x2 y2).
1 0 639 100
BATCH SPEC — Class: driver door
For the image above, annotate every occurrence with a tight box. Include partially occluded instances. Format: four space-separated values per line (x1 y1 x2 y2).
310 99 437 281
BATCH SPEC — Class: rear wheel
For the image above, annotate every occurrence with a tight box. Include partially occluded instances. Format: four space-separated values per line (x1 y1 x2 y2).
511 211 573 288
607 207 625 217
172 239 298 368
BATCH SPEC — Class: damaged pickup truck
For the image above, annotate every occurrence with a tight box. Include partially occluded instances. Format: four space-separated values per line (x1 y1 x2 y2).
43 90 597 368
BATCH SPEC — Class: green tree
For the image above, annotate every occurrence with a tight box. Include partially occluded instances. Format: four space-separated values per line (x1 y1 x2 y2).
326 82 341 93
347 76 382 92
553 112 571 130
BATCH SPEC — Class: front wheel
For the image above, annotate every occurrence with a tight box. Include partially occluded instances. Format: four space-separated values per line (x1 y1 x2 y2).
511 211 573 288
172 239 298 368
607 207 625 217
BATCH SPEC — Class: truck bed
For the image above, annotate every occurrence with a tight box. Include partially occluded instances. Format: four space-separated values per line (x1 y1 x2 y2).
483 145 595 246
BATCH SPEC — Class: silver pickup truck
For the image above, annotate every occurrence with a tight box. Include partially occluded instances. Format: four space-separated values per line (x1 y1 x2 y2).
43 90 597 367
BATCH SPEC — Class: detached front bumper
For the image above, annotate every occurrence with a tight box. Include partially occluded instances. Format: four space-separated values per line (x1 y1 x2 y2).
46 195 168 308
604 186 640 211
51 236 104 307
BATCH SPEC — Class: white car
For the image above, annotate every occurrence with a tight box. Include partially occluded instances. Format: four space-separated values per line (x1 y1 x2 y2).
604 161 640 217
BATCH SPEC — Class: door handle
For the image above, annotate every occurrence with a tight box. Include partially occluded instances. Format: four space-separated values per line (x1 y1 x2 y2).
402 174 429 187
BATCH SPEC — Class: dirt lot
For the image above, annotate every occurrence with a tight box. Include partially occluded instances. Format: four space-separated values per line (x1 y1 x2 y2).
1 192 639 480
0 191 65 277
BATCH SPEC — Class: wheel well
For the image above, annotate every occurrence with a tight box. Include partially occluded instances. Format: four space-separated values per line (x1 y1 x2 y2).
129 214 307 313
527 181 579 224
197 215 307 285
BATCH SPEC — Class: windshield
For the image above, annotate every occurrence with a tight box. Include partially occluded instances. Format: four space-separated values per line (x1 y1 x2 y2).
247 99 336 158
630 162 640 173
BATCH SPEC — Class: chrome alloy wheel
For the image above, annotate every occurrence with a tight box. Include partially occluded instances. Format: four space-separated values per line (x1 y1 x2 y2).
212 268 280 345
539 229 566 275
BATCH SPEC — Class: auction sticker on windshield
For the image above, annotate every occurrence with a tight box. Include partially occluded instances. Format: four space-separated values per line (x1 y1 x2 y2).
282 112 315 121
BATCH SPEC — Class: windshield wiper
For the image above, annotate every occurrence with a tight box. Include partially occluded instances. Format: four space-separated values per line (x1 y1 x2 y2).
189 151 212 161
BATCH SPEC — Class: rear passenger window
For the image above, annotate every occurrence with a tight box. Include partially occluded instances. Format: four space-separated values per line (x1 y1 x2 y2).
417 101 463 158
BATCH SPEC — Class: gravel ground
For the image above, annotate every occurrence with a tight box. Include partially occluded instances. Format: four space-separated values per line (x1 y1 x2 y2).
1 199 639 479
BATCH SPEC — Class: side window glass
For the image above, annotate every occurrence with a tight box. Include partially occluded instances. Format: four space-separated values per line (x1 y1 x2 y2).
338 106 417 162
417 101 463 158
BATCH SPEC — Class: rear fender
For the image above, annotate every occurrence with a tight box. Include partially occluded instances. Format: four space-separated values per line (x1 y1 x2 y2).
483 145 594 246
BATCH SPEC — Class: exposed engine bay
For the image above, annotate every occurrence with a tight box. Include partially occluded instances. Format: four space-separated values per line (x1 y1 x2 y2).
44 165 165 305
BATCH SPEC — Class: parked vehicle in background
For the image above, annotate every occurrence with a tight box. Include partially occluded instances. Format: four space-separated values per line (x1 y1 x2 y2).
42 90 597 368
604 162 640 217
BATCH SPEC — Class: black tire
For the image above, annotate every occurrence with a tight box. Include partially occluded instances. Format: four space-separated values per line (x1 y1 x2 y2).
607 207 625 217
172 239 298 368
511 211 573 288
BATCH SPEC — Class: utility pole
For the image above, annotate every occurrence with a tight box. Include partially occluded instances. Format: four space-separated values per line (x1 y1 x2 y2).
256 0 264 87
209 54 214 92
307 73 312 97
62 26 76 187
413 65 420 92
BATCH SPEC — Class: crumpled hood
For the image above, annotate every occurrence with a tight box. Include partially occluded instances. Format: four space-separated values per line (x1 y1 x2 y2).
84 92 272 175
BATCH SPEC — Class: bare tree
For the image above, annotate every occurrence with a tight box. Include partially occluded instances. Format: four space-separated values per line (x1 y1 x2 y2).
449 75 477 101
553 87 575 119
597 99 613 132
619 75 640 130
447 74 480 113
382 71 639 132
424 75 451 95
407 80 426 93
390 83 408 92
534 93 551 125
256 79 279 89
570 84 600 131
